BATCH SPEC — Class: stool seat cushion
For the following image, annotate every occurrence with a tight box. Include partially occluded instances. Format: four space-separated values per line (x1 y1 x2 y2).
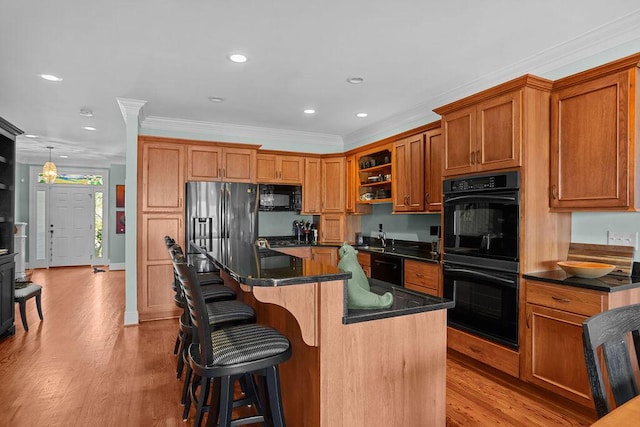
14 283 42 299
209 324 290 366
197 272 223 285
201 284 235 301
205 300 255 325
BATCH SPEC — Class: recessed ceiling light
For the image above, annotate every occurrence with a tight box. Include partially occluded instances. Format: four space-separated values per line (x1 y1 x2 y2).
356 112 368 118
347 76 365 84
83 126 97 131
59 155 69 159
40 74 63 82
24 134 38 138
228 53 248 63
79 108 93 117
208 96 226 103
303 109 316 115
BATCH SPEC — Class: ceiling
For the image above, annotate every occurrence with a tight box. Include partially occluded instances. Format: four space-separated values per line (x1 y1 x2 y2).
2 1 640 167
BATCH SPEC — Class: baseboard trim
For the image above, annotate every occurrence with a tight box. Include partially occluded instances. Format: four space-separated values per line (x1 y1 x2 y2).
109 262 125 271
124 310 139 325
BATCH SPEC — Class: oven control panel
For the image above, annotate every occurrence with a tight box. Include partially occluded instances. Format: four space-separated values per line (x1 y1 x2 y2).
444 171 519 193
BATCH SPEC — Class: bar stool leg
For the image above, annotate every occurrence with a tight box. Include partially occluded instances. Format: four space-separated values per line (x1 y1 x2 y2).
266 366 286 427
214 375 235 427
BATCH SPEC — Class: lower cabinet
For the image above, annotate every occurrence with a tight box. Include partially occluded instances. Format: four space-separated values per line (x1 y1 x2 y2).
138 214 183 321
522 279 606 407
356 252 371 278
0 256 15 336
403 259 440 296
312 247 338 267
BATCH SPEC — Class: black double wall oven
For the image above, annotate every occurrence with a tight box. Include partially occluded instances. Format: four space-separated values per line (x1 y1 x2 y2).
442 171 520 349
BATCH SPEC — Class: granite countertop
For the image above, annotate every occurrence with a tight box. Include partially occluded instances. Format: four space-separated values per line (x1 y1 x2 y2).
524 270 640 293
344 279 454 324
190 239 453 324
190 239 351 287
262 235 440 263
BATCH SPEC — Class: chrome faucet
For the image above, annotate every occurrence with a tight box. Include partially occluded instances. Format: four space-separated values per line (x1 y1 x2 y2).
378 231 386 248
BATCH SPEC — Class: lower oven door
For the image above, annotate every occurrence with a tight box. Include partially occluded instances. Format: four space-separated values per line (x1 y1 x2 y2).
443 262 519 349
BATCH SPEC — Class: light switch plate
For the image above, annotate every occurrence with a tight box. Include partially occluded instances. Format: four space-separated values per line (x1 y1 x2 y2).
607 231 639 250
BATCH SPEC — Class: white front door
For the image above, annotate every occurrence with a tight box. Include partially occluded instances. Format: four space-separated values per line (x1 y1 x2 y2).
49 186 94 267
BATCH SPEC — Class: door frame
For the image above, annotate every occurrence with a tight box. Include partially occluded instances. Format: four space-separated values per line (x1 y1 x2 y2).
28 166 110 269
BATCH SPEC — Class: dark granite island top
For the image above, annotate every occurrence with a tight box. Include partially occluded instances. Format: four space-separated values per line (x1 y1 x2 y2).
189 239 351 286
190 239 453 324
190 238 450 426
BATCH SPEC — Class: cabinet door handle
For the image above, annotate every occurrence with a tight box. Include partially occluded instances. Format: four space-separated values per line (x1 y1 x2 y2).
425 192 429 203
476 150 481 164
526 313 531 328
470 151 474 165
551 295 571 303
551 184 557 200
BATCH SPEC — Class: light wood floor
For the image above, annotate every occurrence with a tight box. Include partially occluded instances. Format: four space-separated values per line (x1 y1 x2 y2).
0 267 597 426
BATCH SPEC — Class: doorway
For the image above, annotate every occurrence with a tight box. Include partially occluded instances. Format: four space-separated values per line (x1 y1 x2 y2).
28 167 108 269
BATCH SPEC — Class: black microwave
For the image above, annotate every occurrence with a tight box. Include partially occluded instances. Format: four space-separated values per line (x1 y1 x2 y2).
258 184 302 212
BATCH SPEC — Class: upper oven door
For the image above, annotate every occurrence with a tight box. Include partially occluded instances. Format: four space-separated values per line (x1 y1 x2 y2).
443 190 519 261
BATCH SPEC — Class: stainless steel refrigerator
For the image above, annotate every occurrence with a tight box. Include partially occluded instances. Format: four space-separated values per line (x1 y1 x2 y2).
185 181 259 253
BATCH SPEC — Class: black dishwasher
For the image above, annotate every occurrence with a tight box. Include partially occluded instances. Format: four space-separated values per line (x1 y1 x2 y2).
370 253 403 286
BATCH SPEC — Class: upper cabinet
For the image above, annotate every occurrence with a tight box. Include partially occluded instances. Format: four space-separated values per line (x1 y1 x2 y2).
550 53 640 211
355 146 392 205
256 153 304 184
321 157 346 213
393 134 425 212
424 127 443 212
186 144 256 183
436 90 522 177
302 157 321 214
141 141 185 212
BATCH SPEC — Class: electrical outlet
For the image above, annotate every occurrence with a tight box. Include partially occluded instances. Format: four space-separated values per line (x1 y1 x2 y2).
607 231 639 250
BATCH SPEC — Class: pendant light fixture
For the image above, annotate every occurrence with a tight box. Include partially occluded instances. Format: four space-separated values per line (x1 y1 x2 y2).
42 146 58 184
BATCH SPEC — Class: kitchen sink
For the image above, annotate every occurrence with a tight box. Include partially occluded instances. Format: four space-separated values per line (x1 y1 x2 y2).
355 246 385 253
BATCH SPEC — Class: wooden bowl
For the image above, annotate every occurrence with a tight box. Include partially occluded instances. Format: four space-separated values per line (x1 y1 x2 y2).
557 261 616 279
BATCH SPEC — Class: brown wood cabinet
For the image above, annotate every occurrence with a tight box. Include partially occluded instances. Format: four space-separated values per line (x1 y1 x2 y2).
403 259 440 297
141 141 185 212
523 279 640 408
523 280 605 407
138 136 259 321
321 157 345 213
319 214 345 244
312 247 338 267
186 144 256 183
393 133 425 212
424 127 443 212
355 146 392 205
436 82 527 177
302 157 321 214
356 252 371 278
256 153 303 184
550 54 640 210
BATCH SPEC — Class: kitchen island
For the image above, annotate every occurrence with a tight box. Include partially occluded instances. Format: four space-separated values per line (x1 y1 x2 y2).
191 239 453 427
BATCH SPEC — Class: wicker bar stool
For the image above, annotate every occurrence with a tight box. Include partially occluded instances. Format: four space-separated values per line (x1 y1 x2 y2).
173 259 291 427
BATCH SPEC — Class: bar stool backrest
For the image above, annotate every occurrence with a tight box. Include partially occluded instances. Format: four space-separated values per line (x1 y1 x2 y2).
582 303 640 417
173 258 215 367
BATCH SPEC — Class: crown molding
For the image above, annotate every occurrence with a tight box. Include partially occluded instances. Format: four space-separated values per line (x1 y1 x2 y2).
344 9 640 149
116 98 147 126
141 116 344 153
